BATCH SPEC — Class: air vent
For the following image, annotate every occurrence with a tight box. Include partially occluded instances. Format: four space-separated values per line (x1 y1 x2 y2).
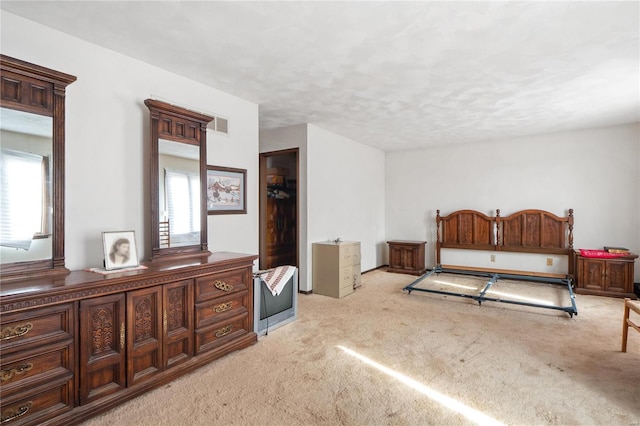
215 117 229 135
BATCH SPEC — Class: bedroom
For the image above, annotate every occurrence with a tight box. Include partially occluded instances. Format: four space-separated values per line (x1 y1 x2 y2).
0 2 638 425
1 3 638 286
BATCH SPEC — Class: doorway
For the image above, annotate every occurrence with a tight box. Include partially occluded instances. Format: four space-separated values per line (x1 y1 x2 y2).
259 149 299 270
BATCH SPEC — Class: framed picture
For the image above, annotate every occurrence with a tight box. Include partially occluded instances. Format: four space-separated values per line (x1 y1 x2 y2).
207 165 247 215
102 230 139 270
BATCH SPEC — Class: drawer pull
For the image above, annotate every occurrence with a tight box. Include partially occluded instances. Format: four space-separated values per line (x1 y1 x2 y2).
214 280 234 292
0 363 34 382
213 302 233 313
1 323 33 341
1 401 32 423
215 325 233 338
163 310 168 334
120 322 125 349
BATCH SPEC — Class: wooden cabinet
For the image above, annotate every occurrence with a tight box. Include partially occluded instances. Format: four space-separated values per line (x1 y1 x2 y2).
125 279 193 386
79 294 126 405
574 253 638 298
312 241 361 298
265 198 296 268
0 303 75 425
387 241 427 275
0 252 257 426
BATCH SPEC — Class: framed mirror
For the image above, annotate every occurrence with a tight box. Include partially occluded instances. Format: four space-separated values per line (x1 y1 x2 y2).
0 55 76 280
145 99 213 261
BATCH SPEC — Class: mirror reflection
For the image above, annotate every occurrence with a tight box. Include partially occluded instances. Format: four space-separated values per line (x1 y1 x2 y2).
0 108 53 263
158 138 200 248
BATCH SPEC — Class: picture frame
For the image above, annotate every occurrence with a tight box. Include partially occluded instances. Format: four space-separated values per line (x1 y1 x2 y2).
102 230 139 270
207 165 247 215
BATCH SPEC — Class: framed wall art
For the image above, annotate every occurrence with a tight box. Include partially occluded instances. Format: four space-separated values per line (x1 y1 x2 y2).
102 230 139 270
207 165 247 215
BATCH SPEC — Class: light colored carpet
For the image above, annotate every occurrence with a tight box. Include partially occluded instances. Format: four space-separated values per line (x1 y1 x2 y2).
82 270 640 426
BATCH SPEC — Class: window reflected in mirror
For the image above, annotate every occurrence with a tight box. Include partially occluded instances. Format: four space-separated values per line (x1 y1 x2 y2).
158 139 200 248
0 107 53 263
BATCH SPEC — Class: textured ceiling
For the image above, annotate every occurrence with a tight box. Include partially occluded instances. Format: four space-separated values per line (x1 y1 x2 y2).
2 1 639 151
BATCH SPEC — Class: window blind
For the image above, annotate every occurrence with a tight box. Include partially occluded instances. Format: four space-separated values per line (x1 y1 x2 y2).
165 168 200 241
0 148 45 250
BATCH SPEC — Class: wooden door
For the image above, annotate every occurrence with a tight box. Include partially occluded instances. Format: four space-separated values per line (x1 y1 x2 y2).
127 286 163 385
605 260 632 294
79 294 126 405
163 280 194 369
389 245 403 270
265 198 296 268
579 258 606 291
259 149 299 270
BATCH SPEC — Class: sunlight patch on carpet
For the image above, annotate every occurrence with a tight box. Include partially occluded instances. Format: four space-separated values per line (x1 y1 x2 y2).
483 289 554 306
337 345 505 426
433 279 478 291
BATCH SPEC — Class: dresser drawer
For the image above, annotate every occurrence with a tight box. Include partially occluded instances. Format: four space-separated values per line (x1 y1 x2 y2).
195 269 250 303
0 376 73 426
0 304 74 354
195 313 249 355
1 342 72 397
195 291 248 329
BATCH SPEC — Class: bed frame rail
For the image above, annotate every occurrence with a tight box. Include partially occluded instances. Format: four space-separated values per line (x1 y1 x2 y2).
403 266 578 317
411 208 577 317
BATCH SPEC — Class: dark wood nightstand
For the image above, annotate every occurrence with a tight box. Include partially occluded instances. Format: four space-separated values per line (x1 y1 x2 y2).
574 251 638 298
387 240 427 276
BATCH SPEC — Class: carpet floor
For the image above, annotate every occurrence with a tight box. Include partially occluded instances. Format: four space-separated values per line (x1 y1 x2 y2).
82 269 640 426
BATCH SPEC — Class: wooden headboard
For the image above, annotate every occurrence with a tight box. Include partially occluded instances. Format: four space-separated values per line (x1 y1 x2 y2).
436 208 574 272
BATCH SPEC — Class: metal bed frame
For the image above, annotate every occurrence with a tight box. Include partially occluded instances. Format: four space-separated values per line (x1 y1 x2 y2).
403 266 578 317
403 208 578 317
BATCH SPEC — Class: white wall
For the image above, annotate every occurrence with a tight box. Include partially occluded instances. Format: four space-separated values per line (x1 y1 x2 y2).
306 124 386 285
259 124 309 289
2 12 259 270
260 124 386 292
386 123 640 281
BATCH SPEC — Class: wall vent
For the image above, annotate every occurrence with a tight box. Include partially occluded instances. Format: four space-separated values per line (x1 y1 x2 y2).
215 117 229 135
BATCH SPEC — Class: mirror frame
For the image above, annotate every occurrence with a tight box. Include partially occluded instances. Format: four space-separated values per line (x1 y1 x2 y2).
145 99 214 261
0 55 76 280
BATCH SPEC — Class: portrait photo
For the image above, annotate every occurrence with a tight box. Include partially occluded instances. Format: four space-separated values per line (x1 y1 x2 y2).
102 230 139 270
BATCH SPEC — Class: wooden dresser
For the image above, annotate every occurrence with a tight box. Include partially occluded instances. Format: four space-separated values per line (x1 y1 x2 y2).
387 240 427 276
0 252 257 426
574 251 638 299
312 241 361 298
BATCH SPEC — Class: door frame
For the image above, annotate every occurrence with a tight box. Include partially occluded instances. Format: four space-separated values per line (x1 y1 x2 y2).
259 148 299 270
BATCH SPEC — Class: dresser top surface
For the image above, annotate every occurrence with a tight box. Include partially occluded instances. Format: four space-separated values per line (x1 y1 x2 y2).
0 251 257 300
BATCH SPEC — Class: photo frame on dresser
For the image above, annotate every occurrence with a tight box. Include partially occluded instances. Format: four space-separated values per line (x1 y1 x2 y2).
102 230 139 270
207 165 247 215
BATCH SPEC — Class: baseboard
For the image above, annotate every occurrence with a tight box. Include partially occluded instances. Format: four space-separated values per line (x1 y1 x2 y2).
362 265 388 274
